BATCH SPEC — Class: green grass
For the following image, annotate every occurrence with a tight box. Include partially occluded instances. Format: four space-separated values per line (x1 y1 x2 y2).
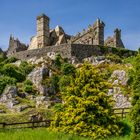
0 108 53 124
0 129 92 140
0 118 131 140
0 128 131 140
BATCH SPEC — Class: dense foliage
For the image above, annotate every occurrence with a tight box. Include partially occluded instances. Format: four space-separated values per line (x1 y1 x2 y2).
0 55 34 95
105 54 122 63
50 63 122 139
0 76 16 94
129 53 140 140
43 54 76 95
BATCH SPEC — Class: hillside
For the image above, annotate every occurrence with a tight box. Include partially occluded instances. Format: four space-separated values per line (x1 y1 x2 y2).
0 50 139 139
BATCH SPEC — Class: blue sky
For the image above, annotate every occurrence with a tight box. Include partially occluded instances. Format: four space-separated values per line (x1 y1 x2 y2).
0 0 140 50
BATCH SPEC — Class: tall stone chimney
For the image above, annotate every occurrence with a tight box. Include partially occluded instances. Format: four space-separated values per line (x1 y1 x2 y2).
37 14 50 48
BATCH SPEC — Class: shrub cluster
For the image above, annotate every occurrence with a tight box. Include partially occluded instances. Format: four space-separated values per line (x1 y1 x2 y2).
0 56 34 94
129 54 140 140
50 63 122 139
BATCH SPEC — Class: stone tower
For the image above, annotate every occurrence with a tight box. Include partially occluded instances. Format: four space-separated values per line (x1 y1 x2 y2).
37 14 50 48
94 18 105 46
114 28 124 48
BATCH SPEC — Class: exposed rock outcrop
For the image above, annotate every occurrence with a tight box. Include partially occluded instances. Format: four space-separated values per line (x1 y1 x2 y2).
0 86 18 103
0 86 20 112
84 56 110 65
27 66 49 95
108 70 131 108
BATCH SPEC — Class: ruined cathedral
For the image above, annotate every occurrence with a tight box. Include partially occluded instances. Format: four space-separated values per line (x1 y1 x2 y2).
6 13 128 61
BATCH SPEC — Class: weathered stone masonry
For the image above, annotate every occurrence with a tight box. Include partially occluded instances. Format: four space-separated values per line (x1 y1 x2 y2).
13 44 71 60
6 13 136 61
12 43 136 62
37 14 50 48
7 35 27 57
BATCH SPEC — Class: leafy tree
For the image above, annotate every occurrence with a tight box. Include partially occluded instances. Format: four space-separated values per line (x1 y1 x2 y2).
50 63 122 139
129 54 140 140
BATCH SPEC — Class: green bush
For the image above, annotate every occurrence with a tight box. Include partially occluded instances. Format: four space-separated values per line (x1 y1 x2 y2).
129 54 140 140
53 103 64 113
50 63 122 139
61 63 76 76
1 64 25 82
0 76 16 94
0 53 6 63
106 54 122 63
59 75 72 92
23 80 36 94
4 57 18 63
19 61 34 76
50 75 60 93
54 54 62 68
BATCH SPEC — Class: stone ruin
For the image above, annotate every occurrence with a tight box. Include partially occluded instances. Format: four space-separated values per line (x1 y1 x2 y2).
28 14 71 50
70 18 105 46
105 28 124 48
4 13 128 60
7 35 28 57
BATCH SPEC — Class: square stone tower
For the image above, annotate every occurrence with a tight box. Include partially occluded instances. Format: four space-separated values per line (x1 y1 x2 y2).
37 14 50 48
94 18 105 46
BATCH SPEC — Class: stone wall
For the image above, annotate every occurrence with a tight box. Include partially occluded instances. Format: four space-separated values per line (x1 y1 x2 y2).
11 43 137 62
71 44 136 61
13 44 71 60
71 44 102 61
